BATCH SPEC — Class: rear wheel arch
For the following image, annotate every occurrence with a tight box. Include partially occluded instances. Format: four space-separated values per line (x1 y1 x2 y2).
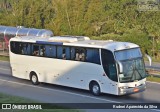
29 71 39 85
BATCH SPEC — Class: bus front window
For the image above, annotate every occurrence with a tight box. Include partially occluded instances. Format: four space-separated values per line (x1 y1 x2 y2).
115 48 146 83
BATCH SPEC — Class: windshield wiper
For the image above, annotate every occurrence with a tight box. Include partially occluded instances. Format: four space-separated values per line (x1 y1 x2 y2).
130 60 143 81
129 70 135 82
135 68 143 79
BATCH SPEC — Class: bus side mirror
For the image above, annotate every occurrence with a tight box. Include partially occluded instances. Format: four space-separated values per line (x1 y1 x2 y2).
145 54 152 66
117 61 123 73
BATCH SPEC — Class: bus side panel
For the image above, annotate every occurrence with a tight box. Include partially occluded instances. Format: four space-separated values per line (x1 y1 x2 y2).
10 53 118 95
10 54 30 80
50 60 103 90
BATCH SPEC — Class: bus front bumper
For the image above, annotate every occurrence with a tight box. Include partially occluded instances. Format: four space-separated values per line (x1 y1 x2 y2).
118 84 146 95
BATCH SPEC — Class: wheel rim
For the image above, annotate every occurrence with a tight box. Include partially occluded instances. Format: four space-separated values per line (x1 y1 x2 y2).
32 75 37 83
92 85 99 94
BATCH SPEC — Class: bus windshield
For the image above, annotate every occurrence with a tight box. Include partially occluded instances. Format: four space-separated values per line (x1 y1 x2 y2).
115 48 146 83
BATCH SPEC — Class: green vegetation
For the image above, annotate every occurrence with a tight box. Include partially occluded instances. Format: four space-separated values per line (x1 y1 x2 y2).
0 92 79 112
0 0 160 60
147 75 160 83
0 93 36 103
0 55 9 61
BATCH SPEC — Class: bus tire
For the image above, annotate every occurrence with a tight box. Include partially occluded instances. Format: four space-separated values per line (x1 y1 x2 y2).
90 81 101 96
30 72 39 85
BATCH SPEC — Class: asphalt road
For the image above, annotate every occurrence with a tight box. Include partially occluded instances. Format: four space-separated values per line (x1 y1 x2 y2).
0 61 159 112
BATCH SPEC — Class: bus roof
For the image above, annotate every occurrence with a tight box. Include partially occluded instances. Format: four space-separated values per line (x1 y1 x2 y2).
10 36 139 52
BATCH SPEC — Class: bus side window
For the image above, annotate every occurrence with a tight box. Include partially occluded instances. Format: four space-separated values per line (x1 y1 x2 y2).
40 45 45 57
19 43 23 54
50 45 56 58
57 46 63 59
32 45 39 56
71 47 75 60
45 45 56 58
45 45 51 57
65 47 70 60
14 42 21 54
62 48 66 59
86 48 100 64
22 43 30 55
73 47 86 61
26 43 31 55
75 48 80 61
93 49 100 64
11 42 31 55
22 43 26 55
11 42 16 53
79 48 86 61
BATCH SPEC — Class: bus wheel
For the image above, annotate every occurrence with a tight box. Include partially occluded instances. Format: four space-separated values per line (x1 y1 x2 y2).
30 72 39 85
90 82 101 96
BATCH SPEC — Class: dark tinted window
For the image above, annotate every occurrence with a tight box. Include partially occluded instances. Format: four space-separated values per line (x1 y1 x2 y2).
31 44 45 56
22 43 31 55
57 46 63 59
45 45 56 58
10 41 100 65
74 48 86 61
39 45 45 56
10 42 17 53
63 47 70 60
71 47 75 60
101 49 117 82
11 42 24 54
86 48 100 64
32 44 39 56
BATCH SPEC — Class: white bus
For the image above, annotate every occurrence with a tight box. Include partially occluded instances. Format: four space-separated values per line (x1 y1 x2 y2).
9 36 147 96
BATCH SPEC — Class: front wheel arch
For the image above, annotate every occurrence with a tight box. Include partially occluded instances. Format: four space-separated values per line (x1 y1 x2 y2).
89 80 101 96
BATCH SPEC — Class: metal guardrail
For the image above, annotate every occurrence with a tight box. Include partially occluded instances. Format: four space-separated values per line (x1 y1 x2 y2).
146 68 160 78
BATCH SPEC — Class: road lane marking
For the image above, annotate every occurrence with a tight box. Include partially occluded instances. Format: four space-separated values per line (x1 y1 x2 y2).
0 67 10 71
0 79 160 111
0 60 9 63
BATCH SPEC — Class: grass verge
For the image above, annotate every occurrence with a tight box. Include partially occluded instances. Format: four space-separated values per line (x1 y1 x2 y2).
147 76 160 83
0 92 80 112
0 55 9 61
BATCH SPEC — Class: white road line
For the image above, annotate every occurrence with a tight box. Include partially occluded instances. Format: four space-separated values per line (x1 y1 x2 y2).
0 67 10 71
0 78 160 111
0 60 9 63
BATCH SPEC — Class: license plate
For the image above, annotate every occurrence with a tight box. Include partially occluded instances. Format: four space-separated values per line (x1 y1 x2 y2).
133 88 139 92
